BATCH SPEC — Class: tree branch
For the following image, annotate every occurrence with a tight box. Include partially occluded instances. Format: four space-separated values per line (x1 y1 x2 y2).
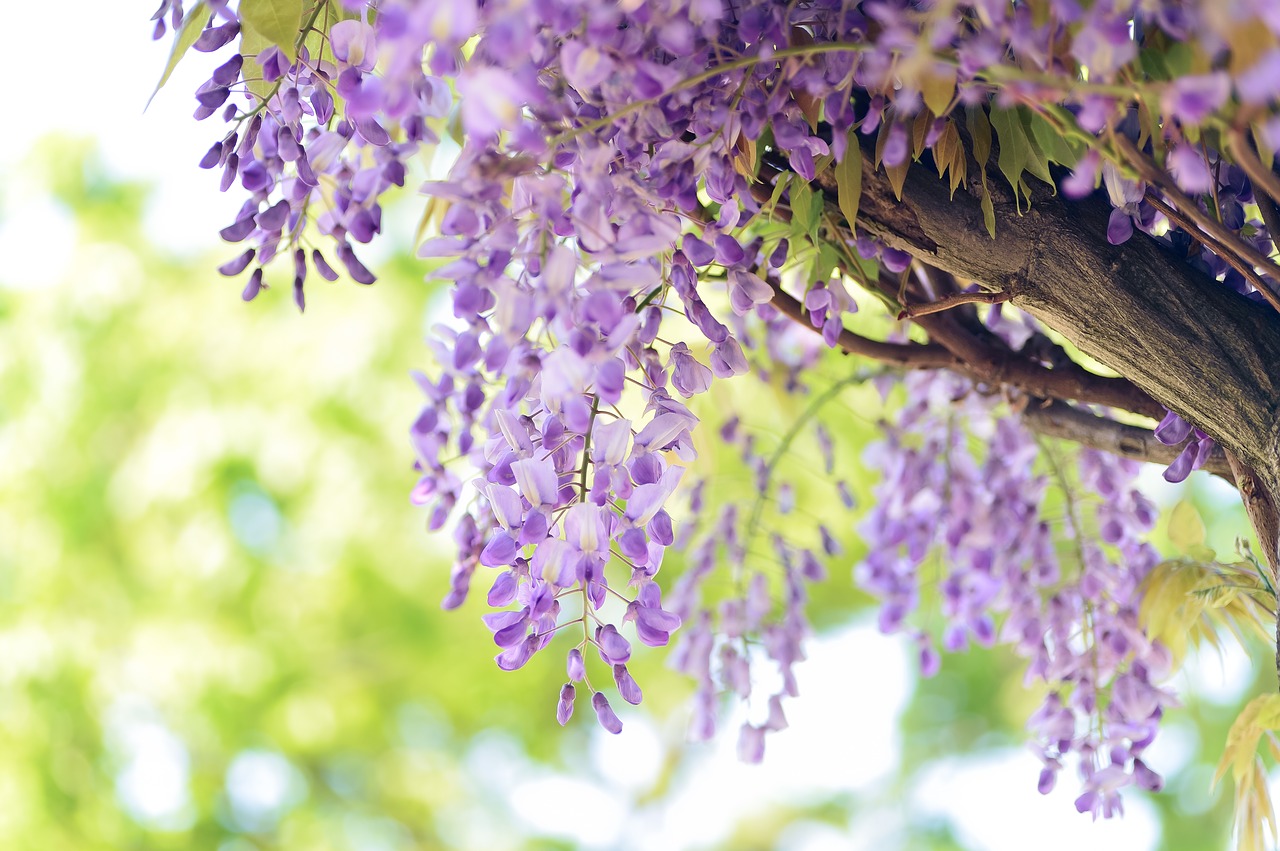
807 129 1280 496
758 153 1169 422
1021 398 1232 479
1111 132 1280 315
898 290 1013 319
1227 128 1280 214
768 284 960 369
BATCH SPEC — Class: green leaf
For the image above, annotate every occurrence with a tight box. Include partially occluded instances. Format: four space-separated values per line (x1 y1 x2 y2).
239 0 306 60
1168 500 1207 553
754 126 775 182
789 179 812 232
239 25 275 101
1138 47 1169 80
966 106 993 169
980 187 996 239
1164 40 1196 78
764 172 792 222
148 1 210 108
920 67 956 118
816 243 842 284
967 106 997 237
790 180 820 236
834 132 862 232
884 161 909 201
989 108 1030 203
1026 112 1079 168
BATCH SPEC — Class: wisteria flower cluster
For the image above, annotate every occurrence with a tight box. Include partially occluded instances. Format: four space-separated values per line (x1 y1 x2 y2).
861 371 1170 817
150 0 1280 827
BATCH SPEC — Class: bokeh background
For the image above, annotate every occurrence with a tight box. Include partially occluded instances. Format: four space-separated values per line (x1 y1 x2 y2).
0 5 1271 849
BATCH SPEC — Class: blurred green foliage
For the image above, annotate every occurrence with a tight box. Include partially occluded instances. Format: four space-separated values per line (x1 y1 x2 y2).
0 140 586 850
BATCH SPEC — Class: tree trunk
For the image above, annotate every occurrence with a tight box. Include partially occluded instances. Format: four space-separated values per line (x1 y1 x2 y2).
810 139 1280 684
814 144 1280 505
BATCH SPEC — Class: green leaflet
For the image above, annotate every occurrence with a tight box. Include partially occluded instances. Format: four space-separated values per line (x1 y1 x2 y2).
989 107 1030 208
1026 111 1079 169
965 107 997 239
989 106 1059 212
239 0 306 60
764 171 793 223
1018 121 1055 189
147 1 210 107
834 130 862 231
967 105 992 167
816 243 842 283
789 179 820 238
980 189 996 240
239 25 275 101
1217 695 1280 788
919 66 956 118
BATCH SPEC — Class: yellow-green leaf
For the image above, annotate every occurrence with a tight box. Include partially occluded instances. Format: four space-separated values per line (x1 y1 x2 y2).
1169 500 1207 553
789 180 820 236
239 25 275 101
1139 559 1206 662
835 132 862 232
1188 542 1218 562
1255 123 1276 171
885 161 909 201
932 120 955 177
966 106 992 169
967 107 997 236
874 118 891 169
990 108 1030 203
239 0 306 60
920 67 956 118
1216 695 1280 788
911 109 932 160
732 133 758 181
980 187 996 238
148 1 210 107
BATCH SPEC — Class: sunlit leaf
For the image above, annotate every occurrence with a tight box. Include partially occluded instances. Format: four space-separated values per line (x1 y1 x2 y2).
835 131 862 232
239 0 306 60
1169 500 1207 553
148 1 210 107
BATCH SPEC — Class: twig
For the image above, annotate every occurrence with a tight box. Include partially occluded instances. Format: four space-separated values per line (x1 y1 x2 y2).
768 284 959 369
1146 194 1279 302
1021 398 1233 480
1111 133 1280 314
1229 129 1280 261
872 268 1166 419
898 289 1013 319
1228 128 1280 211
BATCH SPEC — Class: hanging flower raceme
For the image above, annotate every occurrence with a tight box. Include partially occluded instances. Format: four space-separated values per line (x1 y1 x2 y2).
151 0 1280 819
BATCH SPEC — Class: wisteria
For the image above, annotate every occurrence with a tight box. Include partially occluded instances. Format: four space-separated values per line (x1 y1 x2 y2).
150 0 1280 838
861 370 1170 816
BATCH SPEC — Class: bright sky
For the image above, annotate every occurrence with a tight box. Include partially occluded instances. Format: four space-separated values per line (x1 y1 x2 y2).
0 3 241 289
0 4 1250 849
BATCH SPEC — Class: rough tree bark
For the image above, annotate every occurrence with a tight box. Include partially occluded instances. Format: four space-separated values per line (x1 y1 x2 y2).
813 146 1280 488
798 136 1280 683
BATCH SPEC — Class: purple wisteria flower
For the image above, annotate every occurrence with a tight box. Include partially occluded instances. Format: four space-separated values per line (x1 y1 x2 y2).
151 0 1280 810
